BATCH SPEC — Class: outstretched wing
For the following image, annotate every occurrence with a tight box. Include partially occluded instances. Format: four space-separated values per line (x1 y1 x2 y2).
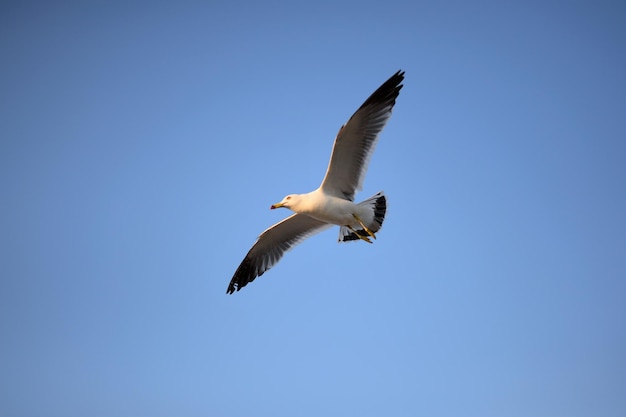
319 70 404 201
227 214 331 294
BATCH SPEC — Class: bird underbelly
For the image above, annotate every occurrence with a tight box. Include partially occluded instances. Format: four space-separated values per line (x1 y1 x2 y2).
307 211 353 226
303 198 359 226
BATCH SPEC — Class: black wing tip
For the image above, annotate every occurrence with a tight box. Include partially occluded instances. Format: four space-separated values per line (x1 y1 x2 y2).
359 70 405 110
226 279 241 294
382 69 405 93
226 256 261 295
391 69 405 83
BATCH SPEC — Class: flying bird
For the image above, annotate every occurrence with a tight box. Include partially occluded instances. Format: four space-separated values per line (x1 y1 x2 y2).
227 70 404 294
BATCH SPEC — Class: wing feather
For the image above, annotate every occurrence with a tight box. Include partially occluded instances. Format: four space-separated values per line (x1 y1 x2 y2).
227 214 331 293
320 70 404 201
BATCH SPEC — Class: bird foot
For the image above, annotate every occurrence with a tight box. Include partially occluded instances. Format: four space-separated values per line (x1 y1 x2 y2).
352 213 377 240
347 224 373 244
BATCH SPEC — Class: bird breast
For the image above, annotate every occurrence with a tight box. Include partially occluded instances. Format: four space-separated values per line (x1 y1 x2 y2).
300 193 357 226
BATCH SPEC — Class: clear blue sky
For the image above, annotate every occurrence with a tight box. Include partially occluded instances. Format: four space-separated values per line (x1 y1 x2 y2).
1 1 625 416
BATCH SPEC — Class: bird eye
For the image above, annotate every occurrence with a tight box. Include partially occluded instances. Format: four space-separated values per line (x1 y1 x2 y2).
286 196 291 200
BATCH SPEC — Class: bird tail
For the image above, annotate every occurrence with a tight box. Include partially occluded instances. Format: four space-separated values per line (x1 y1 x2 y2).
338 192 386 243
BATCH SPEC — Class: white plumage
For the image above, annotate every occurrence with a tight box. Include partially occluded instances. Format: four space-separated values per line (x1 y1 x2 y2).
227 71 404 294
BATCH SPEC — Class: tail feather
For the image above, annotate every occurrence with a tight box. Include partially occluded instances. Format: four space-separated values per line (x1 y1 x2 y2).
338 192 386 242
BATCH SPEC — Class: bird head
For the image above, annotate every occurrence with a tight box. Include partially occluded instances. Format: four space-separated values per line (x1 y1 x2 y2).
271 194 295 210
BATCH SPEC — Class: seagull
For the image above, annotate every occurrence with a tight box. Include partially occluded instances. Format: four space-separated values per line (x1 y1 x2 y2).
227 70 404 294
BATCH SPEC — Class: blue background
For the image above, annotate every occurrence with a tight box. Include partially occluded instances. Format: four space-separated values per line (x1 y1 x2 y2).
2 1 625 416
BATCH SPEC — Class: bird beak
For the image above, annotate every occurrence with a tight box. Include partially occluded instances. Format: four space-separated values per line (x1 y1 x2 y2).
270 202 284 210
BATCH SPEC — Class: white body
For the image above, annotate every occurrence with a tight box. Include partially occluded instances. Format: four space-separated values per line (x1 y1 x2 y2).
227 70 403 293
274 188 373 228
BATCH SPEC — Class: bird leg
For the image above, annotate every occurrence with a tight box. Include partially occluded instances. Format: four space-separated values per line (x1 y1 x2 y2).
347 225 372 243
352 213 377 240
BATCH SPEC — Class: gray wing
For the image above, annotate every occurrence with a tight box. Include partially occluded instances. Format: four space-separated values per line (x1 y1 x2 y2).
320 70 404 201
227 214 331 294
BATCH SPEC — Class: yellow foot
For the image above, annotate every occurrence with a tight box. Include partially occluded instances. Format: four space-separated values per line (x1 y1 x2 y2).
352 214 376 240
347 225 372 243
